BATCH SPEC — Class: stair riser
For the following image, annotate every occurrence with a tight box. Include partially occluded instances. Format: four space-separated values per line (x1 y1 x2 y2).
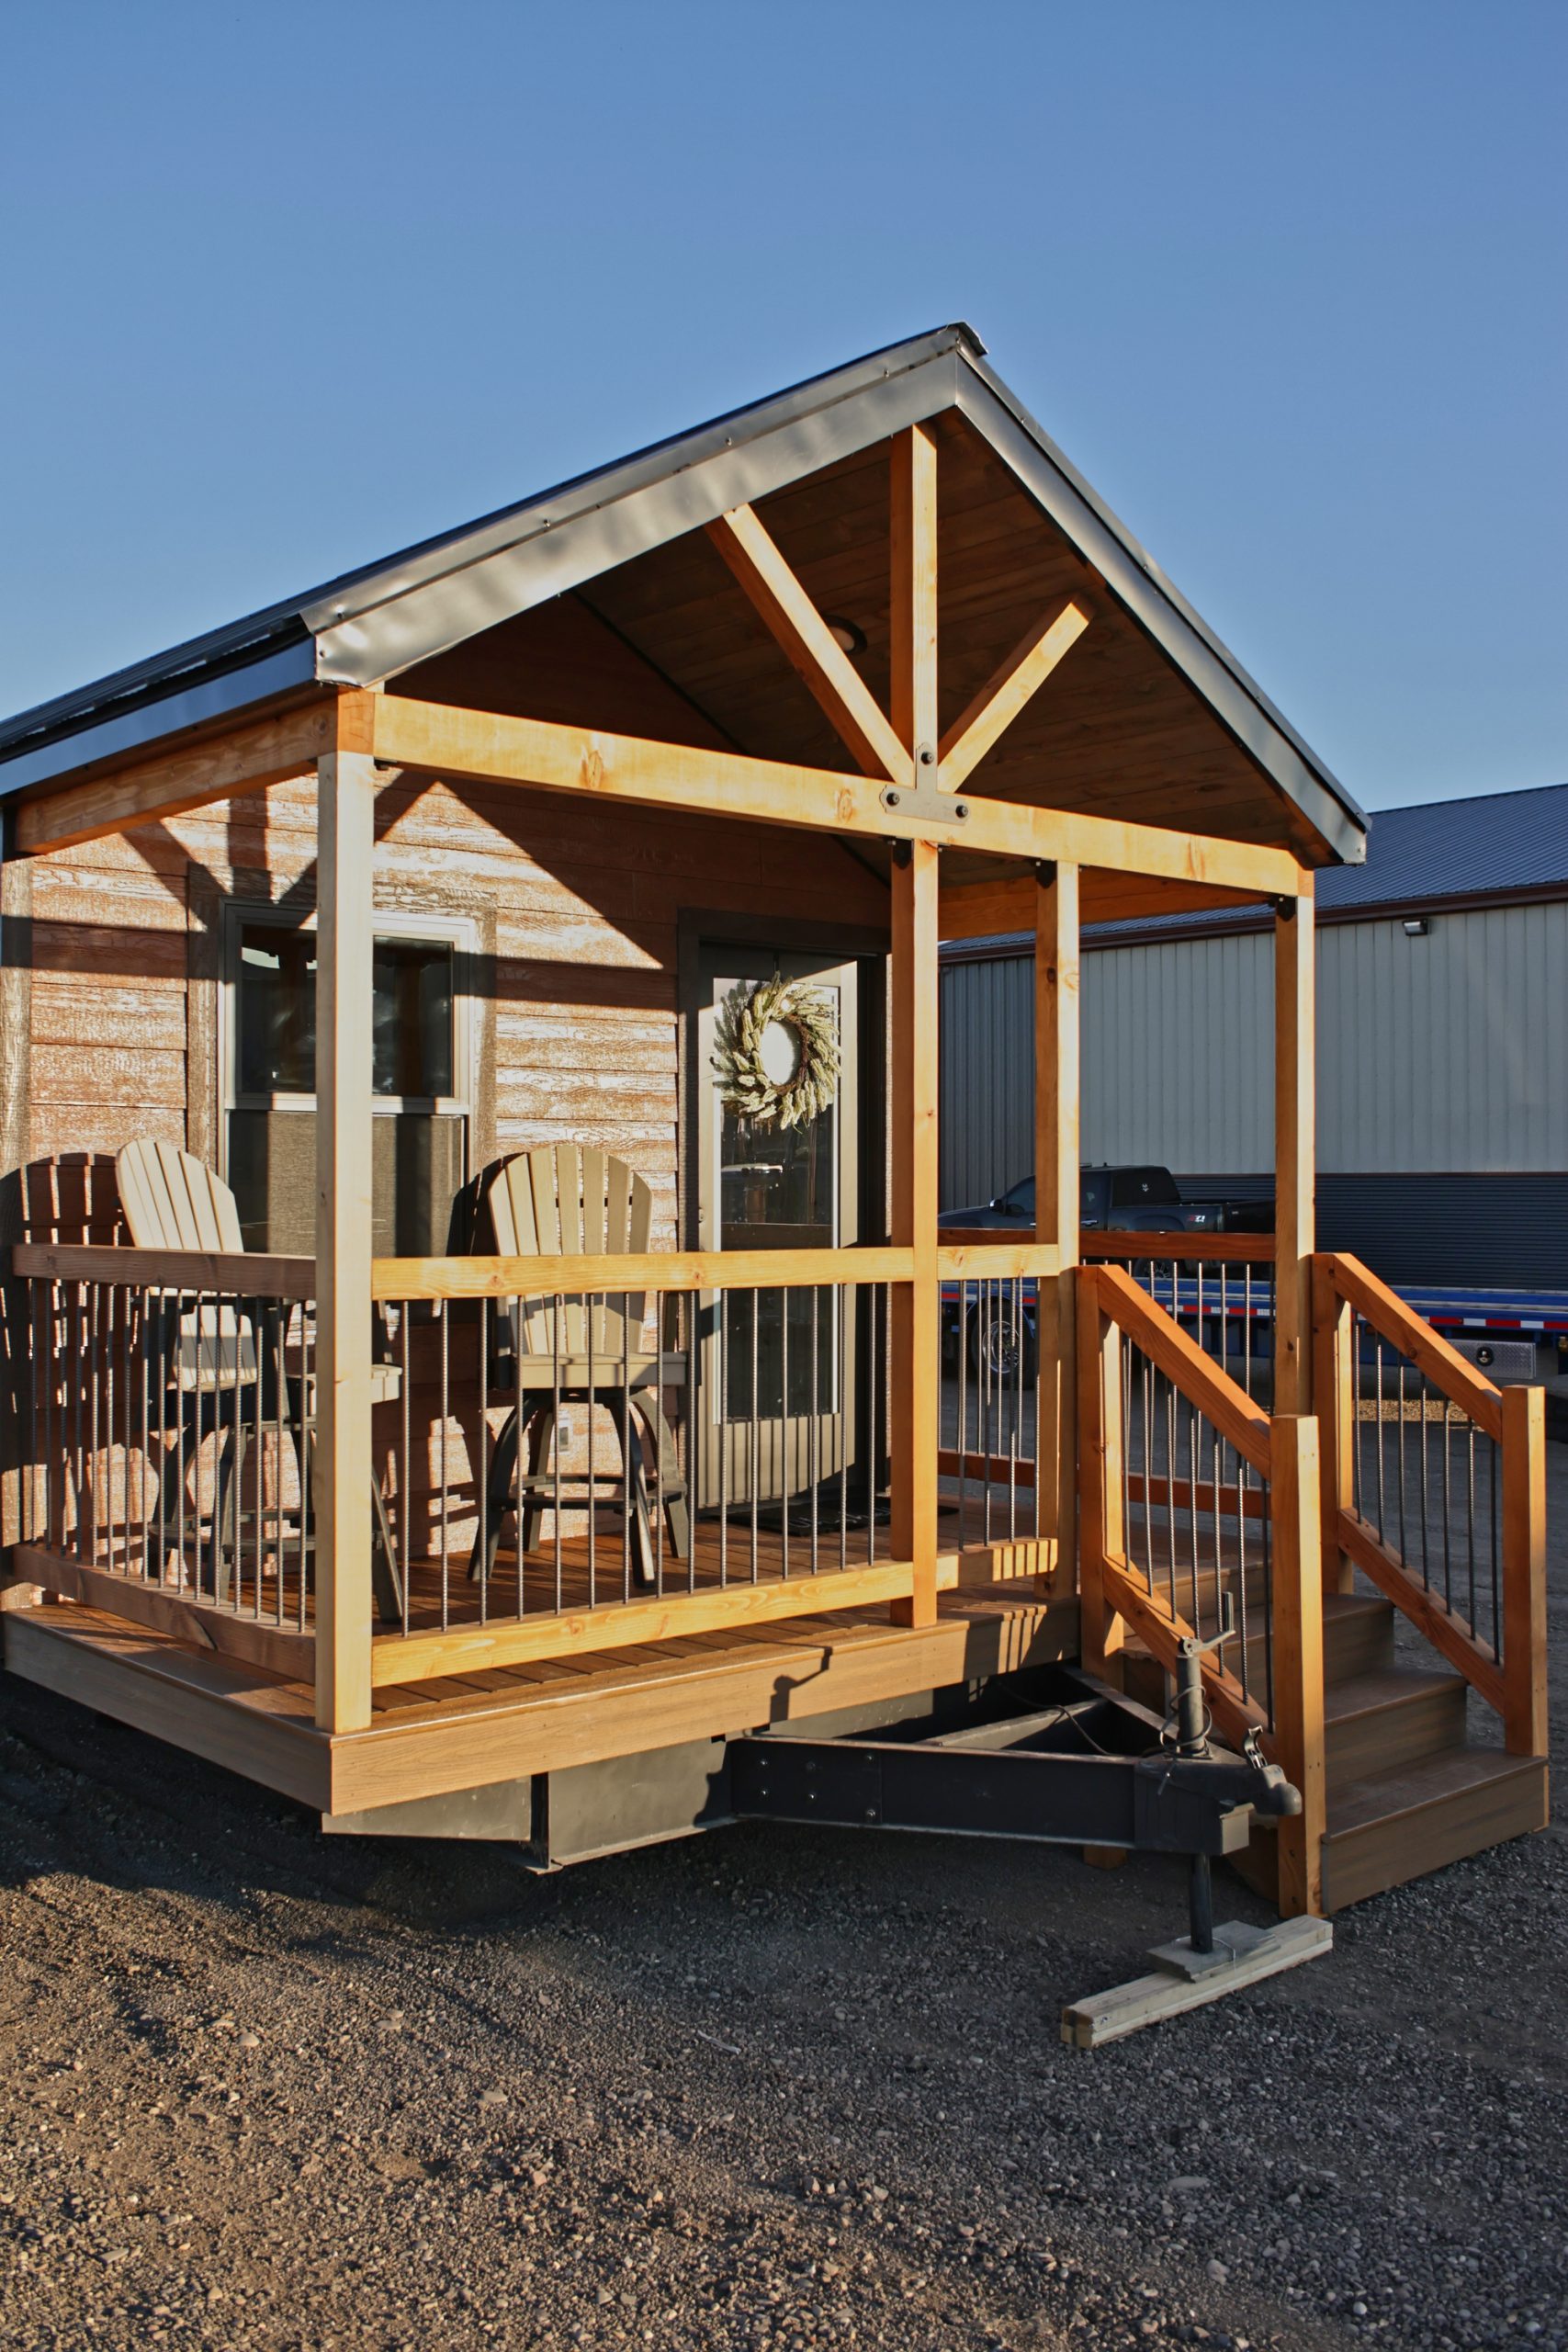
1122 1612 1394 1714
1326 1684 1469 1786
1322 1760 1549 1912
1325 1610 1395 1681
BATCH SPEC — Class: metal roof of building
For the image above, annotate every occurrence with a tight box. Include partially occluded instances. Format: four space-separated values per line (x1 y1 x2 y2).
0 323 1364 859
945 779 1568 959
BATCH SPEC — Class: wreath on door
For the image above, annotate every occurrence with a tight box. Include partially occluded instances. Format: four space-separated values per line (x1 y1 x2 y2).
712 978 840 1130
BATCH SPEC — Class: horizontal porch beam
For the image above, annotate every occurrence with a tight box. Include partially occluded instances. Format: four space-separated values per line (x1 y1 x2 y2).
371 694 1306 899
11 692 375 856
939 871 1269 941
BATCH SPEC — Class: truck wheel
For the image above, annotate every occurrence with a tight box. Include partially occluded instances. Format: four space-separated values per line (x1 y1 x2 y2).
967 1299 1036 1385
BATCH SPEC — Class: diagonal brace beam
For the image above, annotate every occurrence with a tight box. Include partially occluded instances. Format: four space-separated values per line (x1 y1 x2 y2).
706 503 910 785
939 601 1089 792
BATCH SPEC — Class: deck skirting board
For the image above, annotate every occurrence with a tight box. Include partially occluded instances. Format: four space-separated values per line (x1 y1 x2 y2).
327 1593 1079 1815
3 1605 330 1811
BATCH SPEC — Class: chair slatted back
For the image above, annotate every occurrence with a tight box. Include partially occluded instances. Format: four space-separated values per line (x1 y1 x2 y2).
486 1143 652 1361
116 1139 255 1384
117 1139 245 1254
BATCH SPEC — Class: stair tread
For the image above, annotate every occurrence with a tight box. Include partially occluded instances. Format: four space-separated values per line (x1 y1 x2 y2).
1325 1665 1466 1722
1326 1744 1545 1839
1323 1592 1393 1623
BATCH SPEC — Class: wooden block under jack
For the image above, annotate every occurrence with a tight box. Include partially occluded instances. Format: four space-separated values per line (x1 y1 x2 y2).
1061 1916 1332 2048
1082 1845 1128 1870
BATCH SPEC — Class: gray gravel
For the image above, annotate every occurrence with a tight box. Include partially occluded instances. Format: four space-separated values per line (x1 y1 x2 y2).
3 1446 1565 2351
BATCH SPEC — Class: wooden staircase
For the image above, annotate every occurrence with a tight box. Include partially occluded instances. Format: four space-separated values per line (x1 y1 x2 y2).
1079 1248 1551 1921
1315 1592 1548 1912
1129 1589 1549 1912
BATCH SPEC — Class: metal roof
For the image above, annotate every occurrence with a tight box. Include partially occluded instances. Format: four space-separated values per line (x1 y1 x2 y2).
946 779 1568 959
0 322 1366 857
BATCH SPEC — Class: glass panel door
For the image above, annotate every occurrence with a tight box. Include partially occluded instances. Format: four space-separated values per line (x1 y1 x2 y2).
694 946 861 1520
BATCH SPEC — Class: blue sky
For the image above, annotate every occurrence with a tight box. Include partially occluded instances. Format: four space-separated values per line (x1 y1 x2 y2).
2 1 1562 809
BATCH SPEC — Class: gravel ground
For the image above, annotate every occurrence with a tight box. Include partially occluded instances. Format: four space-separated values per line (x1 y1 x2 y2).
3 1454 1565 2352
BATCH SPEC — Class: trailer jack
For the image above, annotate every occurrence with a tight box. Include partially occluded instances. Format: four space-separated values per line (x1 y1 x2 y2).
730 1645 1330 2046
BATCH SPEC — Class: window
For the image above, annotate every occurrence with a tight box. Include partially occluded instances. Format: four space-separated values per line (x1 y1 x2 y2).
223 907 473 1252
233 921 461 1107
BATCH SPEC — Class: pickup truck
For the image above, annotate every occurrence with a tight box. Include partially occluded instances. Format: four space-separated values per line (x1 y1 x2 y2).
940 1165 1272 1376
941 1163 1273 1238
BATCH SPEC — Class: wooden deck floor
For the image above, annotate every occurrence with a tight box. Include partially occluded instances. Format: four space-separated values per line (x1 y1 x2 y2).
3 1527 1077 1824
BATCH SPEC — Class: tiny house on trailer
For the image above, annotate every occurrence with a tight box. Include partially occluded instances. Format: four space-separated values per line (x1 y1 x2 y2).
0 326 1548 1917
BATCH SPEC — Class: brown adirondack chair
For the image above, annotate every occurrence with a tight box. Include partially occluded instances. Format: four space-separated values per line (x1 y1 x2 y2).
470 1143 690 1587
115 1139 404 1623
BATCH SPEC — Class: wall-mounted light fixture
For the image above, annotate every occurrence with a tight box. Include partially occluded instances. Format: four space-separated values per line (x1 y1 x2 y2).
1403 918 1429 938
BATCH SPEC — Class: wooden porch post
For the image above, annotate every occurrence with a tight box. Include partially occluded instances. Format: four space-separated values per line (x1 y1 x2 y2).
1035 862 1079 1580
1501 1383 1548 1758
313 745 377 1733
1273 886 1315 1415
887 424 940 1629
1271 1411 1327 1917
1311 1254 1356 1595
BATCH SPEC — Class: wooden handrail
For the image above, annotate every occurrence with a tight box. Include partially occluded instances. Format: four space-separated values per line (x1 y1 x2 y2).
15 1238 1059 1303
1321 1250 1503 1441
1083 1262 1272 1473
374 1246 916 1300
944 1225 1271 1263
935 1240 1060 1277
1082 1229 1276 1264
12 1241 316 1299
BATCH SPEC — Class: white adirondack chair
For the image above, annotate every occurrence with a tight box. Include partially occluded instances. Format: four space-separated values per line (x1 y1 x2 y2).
116 1139 404 1622
472 1143 690 1587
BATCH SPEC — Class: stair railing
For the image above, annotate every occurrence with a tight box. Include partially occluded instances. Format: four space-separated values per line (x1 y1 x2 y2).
1077 1261 1325 1915
1314 1252 1548 1759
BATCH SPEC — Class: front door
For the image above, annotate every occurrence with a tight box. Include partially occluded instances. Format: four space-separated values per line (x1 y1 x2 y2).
694 944 863 1520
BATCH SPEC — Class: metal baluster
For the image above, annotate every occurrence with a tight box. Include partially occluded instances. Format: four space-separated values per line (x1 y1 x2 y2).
750 1289 761 1584
718 1286 728 1590
781 1283 790 1581
400 1305 412 1636
622 1290 633 1605
1441 1400 1453 1611
837 1284 849 1574
299 1306 311 1634
655 1289 666 1600
1466 1418 1477 1636
867 1284 877 1566
809 1283 820 1578
1373 1332 1386 1545
1418 1346 1432 1591
439 1299 450 1632
478 1295 489 1623
552 1298 564 1617
587 1290 597 1609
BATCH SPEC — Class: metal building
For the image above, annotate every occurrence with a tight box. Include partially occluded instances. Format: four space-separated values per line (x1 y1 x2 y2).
940 780 1568 1288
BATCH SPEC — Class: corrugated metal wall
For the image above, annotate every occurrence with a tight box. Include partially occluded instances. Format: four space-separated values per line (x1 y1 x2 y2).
939 899 1568 1209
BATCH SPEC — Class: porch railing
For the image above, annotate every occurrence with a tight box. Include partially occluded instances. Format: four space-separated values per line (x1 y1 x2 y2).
11 1243 319 1680
1314 1250 1547 1757
9 1237 1060 1701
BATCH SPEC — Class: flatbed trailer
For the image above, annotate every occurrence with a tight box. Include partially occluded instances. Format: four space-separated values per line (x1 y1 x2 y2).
942 1271 1568 1383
